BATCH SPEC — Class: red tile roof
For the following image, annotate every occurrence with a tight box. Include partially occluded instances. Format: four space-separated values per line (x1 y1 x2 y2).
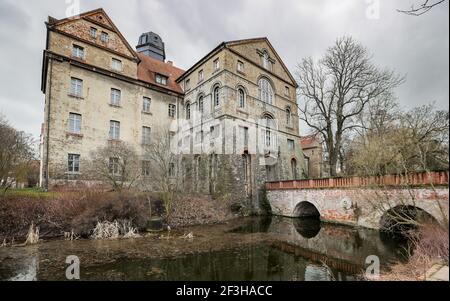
300 134 321 149
137 53 185 94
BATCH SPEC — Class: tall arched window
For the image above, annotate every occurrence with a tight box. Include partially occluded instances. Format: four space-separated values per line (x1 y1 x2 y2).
213 86 220 107
259 78 274 104
291 158 298 179
286 107 292 126
185 102 191 120
198 96 204 113
238 88 245 108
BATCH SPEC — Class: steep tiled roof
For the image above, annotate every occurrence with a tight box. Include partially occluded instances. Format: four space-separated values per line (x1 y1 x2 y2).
137 53 185 94
300 134 321 150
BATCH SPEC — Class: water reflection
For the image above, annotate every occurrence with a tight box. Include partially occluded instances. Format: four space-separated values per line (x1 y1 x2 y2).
0 216 410 281
293 217 321 239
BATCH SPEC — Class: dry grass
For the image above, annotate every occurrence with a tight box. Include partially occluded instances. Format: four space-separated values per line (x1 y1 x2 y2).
24 223 39 245
379 224 449 281
91 220 141 240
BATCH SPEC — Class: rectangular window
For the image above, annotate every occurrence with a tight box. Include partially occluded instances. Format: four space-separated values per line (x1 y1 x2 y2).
169 162 175 177
243 127 249 146
110 88 121 106
109 120 120 140
143 97 151 112
109 157 119 175
68 113 82 134
142 161 151 176
265 130 271 147
198 70 204 82
213 59 220 71
68 154 80 173
210 125 220 139
237 60 244 72
100 31 109 43
142 126 151 145
168 104 176 118
288 139 295 151
111 58 122 71
70 77 83 97
72 45 84 59
156 74 168 85
90 27 97 39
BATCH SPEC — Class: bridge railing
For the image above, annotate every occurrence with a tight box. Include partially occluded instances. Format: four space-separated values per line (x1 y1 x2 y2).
266 170 449 190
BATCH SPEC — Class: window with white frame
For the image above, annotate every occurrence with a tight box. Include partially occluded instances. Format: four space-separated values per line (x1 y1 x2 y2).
100 31 109 43
185 102 191 120
168 104 176 117
70 77 83 97
198 70 204 82
143 97 151 112
213 59 220 71
142 161 151 176
142 126 151 145
287 139 295 151
68 113 82 134
265 129 272 147
109 120 120 140
213 86 220 107
110 88 121 106
259 78 274 104
156 74 168 85
111 58 122 71
198 95 204 113
68 154 80 173
109 157 119 175
238 88 245 108
286 107 292 126
90 27 97 39
72 45 84 59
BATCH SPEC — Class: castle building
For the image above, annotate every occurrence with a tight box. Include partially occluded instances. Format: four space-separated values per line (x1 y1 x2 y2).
39 8 306 211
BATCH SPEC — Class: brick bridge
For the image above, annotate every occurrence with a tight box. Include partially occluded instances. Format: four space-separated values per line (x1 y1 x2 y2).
265 171 449 229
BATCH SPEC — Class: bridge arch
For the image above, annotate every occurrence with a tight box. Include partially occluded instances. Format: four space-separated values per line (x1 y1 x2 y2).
379 205 438 234
293 201 320 218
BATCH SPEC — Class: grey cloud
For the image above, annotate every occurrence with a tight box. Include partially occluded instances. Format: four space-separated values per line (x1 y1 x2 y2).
0 0 448 139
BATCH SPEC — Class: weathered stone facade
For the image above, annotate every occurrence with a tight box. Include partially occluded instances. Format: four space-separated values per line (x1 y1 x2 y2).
40 9 307 212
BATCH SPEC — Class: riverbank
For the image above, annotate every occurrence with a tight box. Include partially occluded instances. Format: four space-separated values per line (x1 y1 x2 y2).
0 189 245 244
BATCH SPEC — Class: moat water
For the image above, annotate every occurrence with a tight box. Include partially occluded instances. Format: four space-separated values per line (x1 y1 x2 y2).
0 216 409 281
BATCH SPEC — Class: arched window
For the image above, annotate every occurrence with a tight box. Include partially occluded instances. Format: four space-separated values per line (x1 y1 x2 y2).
286 107 292 126
238 88 245 108
185 102 191 120
291 158 298 179
259 78 274 104
198 96 204 113
213 86 220 107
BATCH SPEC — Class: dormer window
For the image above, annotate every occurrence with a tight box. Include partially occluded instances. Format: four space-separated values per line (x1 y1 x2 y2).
72 45 84 60
100 32 109 43
156 74 168 85
90 27 97 39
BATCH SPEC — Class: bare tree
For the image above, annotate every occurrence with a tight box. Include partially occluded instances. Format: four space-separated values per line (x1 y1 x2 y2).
296 36 404 177
398 0 447 16
142 128 180 219
0 115 36 193
87 141 141 192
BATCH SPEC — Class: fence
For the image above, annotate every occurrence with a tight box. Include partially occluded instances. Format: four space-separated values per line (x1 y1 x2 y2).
266 171 449 190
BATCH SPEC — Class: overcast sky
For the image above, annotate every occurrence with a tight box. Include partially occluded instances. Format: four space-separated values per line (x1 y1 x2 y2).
0 0 448 138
